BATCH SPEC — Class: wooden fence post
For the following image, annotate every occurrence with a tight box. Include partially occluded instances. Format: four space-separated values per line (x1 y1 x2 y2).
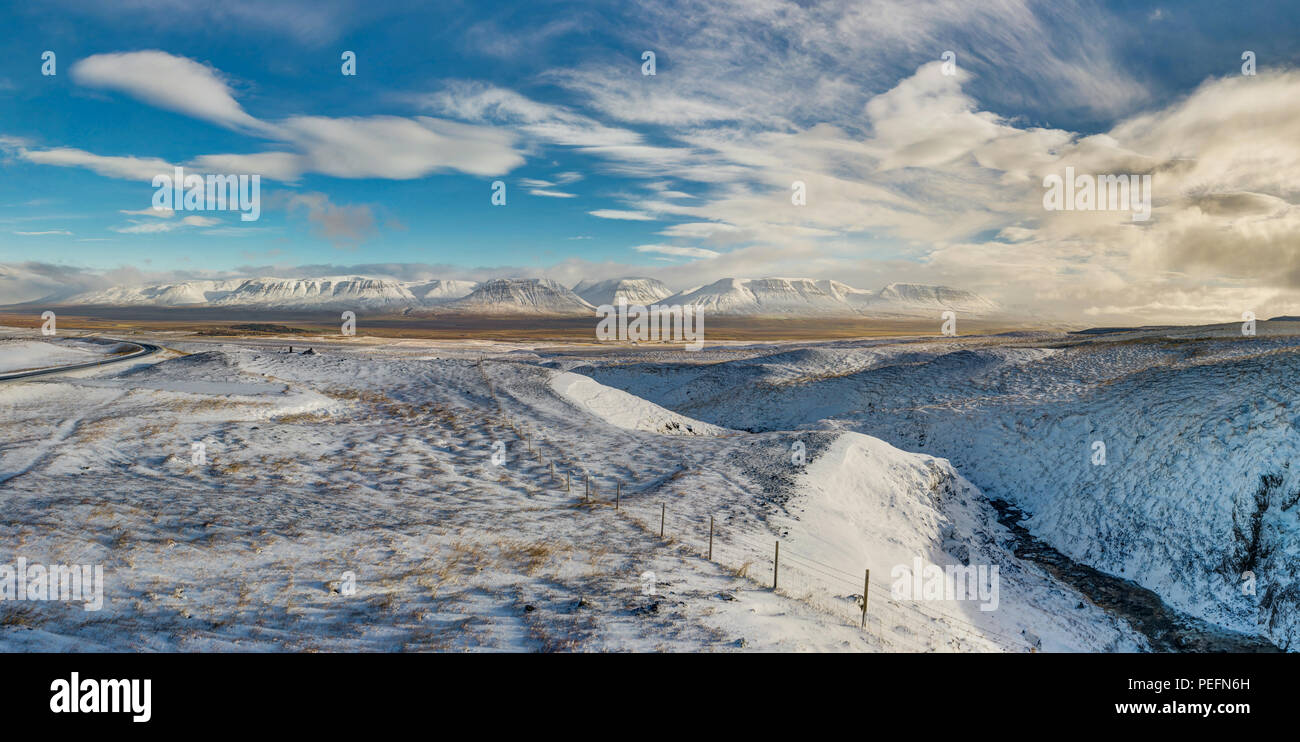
861 569 870 628
773 542 779 590
659 504 665 538
708 515 714 560
616 481 621 510
566 471 570 492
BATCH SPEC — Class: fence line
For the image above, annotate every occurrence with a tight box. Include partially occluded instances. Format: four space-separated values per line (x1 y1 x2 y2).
474 357 1034 652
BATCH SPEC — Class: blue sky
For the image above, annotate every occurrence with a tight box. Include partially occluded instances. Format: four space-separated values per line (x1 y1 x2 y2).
3 0 1300 321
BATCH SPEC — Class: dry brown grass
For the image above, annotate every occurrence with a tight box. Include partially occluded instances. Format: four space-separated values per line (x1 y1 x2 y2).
497 539 563 575
274 411 334 424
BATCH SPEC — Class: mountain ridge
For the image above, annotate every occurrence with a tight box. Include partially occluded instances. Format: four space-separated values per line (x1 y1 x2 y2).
42 275 999 318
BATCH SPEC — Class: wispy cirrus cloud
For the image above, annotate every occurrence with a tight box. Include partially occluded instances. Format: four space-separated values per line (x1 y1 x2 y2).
21 51 525 184
114 215 220 233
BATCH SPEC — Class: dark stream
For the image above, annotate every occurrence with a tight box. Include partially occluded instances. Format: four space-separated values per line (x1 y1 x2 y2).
990 499 1281 653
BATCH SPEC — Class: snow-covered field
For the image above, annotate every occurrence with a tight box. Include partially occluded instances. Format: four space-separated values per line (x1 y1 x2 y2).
0 323 1292 652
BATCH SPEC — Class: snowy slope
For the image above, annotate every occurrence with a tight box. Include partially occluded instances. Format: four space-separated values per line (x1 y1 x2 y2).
864 282 1000 316
66 279 245 307
549 371 726 435
208 277 417 309
403 279 477 303
433 279 596 315
778 431 1143 651
572 278 673 307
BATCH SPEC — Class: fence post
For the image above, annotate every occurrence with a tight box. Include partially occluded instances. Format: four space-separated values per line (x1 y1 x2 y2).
659 504 665 538
773 542 779 590
616 481 621 510
708 515 714 560
861 569 870 628
566 471 570 492
550 461 555 482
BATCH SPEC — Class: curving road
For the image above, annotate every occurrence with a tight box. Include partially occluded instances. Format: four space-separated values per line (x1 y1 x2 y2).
0 339 161 382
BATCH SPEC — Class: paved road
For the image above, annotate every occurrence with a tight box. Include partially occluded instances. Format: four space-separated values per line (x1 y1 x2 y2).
0 339 161 382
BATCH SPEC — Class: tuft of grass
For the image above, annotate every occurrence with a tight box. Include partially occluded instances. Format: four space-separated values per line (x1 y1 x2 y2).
497 539 559 575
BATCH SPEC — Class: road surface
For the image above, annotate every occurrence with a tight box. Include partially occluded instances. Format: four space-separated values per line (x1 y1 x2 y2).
0 339 161 382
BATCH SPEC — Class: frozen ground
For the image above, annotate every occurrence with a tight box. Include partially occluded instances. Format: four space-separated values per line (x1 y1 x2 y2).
0 323 1287 651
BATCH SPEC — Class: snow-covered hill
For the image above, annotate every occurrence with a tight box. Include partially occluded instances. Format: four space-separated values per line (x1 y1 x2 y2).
572 277 673 307
431 278 596 315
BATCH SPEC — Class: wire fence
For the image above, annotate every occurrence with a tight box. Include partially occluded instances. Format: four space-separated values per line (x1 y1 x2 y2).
475 357 1036 652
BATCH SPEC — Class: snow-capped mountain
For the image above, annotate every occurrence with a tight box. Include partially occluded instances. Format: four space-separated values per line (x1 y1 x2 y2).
213 277 416 309
40 273 997 318
572 277 673 307
429 278 596 315
404 279 478 303
870 282 1000 316
660 277 998 318
664 277 874 316
61 276 477 310
56 279 243 307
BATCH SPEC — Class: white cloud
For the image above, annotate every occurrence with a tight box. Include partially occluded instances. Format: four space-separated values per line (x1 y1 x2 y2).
14 230 72 236
114 214 221 233
418 81 642 148
276 116 522 179
187 152 305 182
633 243 720 259
529 189 577 198
20 147 175 180
120 207 175 218
20 52 526 183
589 209 655 221
71 51 272 135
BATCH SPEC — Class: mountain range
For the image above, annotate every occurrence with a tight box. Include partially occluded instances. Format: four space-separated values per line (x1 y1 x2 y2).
35 275 1000 318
